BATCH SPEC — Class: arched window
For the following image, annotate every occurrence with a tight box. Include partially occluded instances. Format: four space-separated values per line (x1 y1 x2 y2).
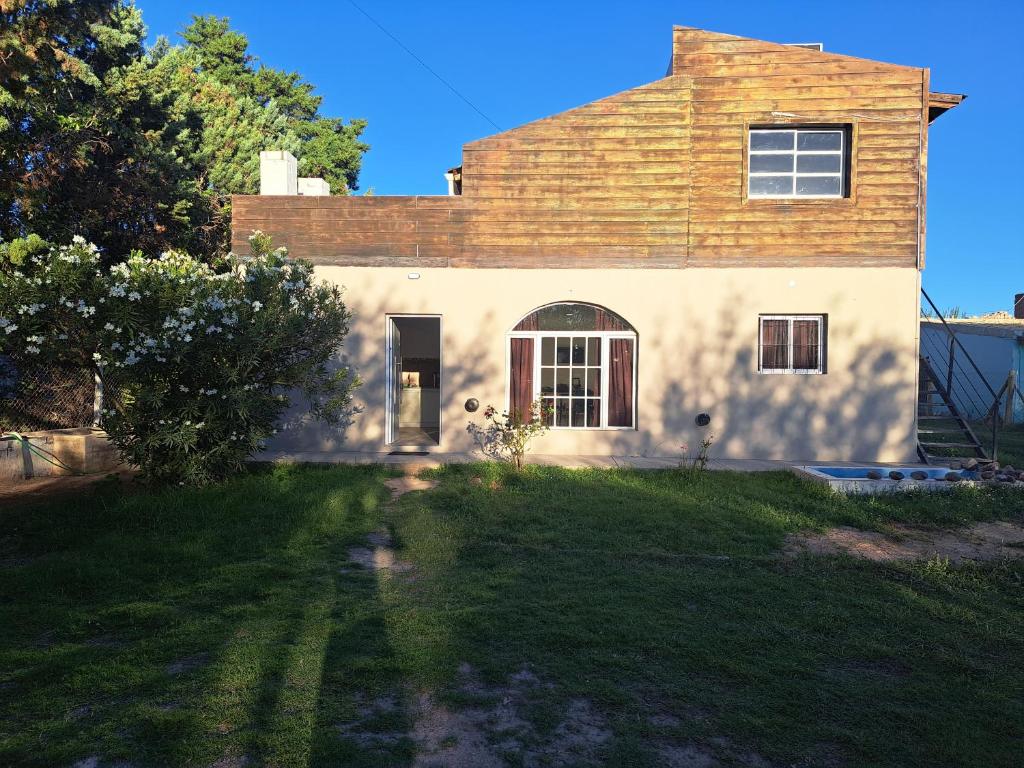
508 302 637 429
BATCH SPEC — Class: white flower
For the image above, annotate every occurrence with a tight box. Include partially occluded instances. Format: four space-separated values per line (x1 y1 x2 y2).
4 324 18 335
127 291 141 302
25 345 40 354
26 334 43 343
104 322 115 331
72 234 86 244
183 334 192 343
251 301 263 312
179 385 189 392
92 352 103 362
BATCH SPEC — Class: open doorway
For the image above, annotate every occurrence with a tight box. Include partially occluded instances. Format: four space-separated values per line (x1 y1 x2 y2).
386 316 441 446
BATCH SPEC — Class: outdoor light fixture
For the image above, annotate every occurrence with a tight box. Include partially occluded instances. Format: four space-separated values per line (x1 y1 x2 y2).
407 272 421 280
464 398 479 413
695 413 711 427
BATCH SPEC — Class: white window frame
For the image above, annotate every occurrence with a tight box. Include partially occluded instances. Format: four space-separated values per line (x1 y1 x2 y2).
506 331 638 430
758 315 824 375
748 128 846 199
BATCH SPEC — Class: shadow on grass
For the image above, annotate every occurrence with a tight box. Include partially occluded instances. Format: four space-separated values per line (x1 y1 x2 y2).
1 463 1022 767
0 463 408 767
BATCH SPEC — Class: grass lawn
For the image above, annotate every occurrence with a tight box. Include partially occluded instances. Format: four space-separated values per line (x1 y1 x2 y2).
1 464 1022 767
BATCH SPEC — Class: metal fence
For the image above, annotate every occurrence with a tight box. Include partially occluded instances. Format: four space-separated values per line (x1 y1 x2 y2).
0 357 96 433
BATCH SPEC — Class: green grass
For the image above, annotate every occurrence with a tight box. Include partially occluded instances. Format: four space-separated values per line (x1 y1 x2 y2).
1 464 1022 767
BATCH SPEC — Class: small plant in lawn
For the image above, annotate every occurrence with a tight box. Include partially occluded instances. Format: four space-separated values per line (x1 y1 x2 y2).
467 400 550 470
0 232 356 484
679 432 715 474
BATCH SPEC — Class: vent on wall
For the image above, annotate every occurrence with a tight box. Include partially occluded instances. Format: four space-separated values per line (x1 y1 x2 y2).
784 42 824 51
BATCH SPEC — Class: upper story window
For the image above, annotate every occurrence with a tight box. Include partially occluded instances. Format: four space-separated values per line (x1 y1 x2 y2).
748 128 848 199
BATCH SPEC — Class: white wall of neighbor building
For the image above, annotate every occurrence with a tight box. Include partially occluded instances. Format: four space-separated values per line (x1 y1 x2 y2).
271 266 922 463
921 326 1021 421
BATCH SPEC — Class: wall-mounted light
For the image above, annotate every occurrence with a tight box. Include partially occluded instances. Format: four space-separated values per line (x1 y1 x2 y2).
695 413 711 427
407 272 421 280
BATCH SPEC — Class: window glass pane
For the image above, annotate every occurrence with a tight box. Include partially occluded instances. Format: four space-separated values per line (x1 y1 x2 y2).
586 398 600 427
587 337 600 365
792 319 820 370
571 337 586 364
750 130 794 150
749 175 793 196
761 319 790 370
540 367 554 395
541 336 554 365
797 131 842 151
556 367 570 395
796 154 841 173
571 369 585 395
541 397 554 426
571 398 586 427
750 154 794 173
555 399 569 427
556 336 570 364
586 368 601 397
795 176 841 196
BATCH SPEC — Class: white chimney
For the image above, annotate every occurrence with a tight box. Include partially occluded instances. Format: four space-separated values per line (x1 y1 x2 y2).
260 150 297 195
297 177 330 196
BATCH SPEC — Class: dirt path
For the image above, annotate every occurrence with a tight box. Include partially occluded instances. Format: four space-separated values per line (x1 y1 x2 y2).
785 520 1024 562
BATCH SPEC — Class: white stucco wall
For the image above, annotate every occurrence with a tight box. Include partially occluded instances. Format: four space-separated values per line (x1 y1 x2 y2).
270 266 922 463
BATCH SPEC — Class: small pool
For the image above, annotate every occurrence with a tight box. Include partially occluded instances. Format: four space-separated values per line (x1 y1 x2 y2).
792 465 975 494
811 466 954 481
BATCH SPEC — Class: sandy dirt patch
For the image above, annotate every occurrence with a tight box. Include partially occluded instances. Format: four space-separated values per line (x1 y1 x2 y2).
384 474 438 498
784 520 1024 562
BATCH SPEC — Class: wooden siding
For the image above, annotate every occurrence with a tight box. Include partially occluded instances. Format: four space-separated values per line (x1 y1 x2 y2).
231 26 935 269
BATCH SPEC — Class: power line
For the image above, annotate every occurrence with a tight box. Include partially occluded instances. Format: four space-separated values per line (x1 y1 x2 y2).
346 0 503 132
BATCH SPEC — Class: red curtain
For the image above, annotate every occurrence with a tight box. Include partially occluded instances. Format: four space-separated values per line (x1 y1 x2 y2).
607 338 634 427
760 319 789 370
509 338 534 424
792 320 819 370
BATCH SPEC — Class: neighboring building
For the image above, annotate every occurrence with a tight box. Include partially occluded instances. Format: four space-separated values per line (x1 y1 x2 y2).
232 25 964 462
921 300 1024 423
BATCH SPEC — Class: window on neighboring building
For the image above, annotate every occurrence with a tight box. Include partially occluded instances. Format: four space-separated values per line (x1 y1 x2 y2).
748 127 848 199
508 303 636 429
759 315 826 374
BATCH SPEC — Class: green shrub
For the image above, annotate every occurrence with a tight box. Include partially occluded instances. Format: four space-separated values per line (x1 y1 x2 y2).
0 233 356 484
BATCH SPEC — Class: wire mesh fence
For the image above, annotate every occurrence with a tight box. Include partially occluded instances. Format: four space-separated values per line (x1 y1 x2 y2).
0 357 96 433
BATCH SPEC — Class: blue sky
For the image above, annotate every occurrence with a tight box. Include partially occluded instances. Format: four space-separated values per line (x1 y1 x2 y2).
142 0 1023 315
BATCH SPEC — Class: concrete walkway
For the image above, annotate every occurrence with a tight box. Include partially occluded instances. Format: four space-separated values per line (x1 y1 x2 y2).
257 450 896 473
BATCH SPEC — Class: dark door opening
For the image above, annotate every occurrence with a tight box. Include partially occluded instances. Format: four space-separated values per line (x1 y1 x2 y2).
387 316 441 446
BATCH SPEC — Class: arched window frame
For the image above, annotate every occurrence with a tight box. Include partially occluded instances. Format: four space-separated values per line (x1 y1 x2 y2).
506 302 638 431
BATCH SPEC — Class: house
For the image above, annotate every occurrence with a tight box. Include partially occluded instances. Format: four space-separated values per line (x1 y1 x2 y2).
231 25 964 462
920 296 1024 424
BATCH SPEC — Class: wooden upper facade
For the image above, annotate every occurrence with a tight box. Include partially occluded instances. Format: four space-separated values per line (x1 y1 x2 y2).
231 26 961 269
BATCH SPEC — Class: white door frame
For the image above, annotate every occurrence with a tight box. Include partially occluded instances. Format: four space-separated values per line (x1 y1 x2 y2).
385 314 443 448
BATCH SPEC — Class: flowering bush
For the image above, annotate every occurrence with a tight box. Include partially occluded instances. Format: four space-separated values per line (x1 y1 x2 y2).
467 401 550 470
0 232 355 484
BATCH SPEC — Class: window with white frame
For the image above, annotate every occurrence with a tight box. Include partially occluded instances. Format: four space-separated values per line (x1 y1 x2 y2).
508 303 637 429
758 315 826 374
748 127 847 198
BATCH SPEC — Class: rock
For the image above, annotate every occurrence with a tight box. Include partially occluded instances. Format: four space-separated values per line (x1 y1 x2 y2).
990 462 1001 471
910 470 928 481
980 470 996 480
949 460 963 470
998 475 1016 483
1003 465 1016 473
964 458 979 471
944 472 962 482
866 469 883 480
888 470 905 481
